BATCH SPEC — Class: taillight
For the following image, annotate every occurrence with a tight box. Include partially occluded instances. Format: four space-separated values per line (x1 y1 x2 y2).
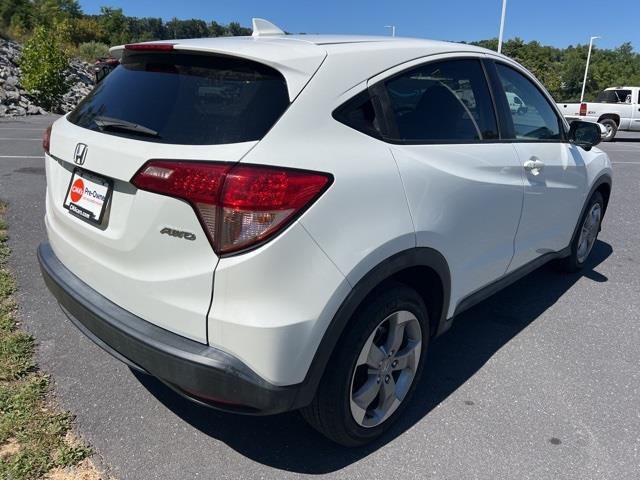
42 123 52 154
132 161 332 255
580 103 587 116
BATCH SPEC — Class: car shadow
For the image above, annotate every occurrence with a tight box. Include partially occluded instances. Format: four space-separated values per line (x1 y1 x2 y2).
133 240 613 474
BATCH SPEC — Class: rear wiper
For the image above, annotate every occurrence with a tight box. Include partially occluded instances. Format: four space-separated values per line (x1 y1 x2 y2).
93 116 159 138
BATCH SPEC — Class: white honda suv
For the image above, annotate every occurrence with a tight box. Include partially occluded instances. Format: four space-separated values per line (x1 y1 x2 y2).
38 19 612 446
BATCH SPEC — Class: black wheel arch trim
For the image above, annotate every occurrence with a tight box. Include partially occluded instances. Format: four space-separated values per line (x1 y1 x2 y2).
572 173 612 243
296 247 451 407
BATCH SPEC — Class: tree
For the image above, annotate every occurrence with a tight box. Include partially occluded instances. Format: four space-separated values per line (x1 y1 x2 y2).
209 21 225 37
165 18 208 39
98 6 129 45
0 0 33 37
228 21 250 36
19 25 69 110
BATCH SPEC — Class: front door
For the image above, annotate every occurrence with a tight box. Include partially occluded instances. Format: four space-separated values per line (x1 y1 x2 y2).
492 62 588 271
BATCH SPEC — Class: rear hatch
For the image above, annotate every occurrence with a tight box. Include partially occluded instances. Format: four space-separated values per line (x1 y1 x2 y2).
45 41 325 343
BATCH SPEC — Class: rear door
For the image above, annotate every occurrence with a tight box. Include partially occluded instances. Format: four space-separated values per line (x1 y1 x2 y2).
46 49 293 343
371 56 525 308
489 61 588 271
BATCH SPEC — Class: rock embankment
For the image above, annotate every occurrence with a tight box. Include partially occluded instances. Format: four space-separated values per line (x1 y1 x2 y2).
0 39 93 117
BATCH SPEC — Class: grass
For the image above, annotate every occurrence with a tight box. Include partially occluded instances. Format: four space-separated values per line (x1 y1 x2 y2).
0 203 96 479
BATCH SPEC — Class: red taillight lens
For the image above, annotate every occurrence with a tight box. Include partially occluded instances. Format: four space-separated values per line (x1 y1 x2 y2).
42 124 52 154
132 161 331 255
124 43 175 52
580 103 587 116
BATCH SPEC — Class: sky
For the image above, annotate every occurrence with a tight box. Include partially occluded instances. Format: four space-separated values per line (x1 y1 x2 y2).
78 1 638 51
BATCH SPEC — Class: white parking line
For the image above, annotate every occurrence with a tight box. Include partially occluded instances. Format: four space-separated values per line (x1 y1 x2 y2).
611 161 640 165
0 127 47 130
0 138 41 141
0 155 44 159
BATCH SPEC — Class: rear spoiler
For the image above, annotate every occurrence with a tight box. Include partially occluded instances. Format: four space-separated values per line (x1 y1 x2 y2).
109 34 326 101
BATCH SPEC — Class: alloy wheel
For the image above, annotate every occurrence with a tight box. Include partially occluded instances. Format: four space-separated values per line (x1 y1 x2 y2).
576 203 602 264
349 310 422 428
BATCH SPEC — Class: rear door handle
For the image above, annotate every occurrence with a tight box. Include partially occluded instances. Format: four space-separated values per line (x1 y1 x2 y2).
524 158 545 176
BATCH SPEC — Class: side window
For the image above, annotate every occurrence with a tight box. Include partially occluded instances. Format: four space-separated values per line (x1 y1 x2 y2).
333 90 381 139
383 59 499 142
495 64 561 141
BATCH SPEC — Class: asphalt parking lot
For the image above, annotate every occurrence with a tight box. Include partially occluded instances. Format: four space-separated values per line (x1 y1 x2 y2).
0 114 639 479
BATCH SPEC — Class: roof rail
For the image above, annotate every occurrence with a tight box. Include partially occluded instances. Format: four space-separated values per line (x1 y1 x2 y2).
252 18 285 37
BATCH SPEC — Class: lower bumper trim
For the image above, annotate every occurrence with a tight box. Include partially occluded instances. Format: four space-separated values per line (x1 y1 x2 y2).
38 241 302 415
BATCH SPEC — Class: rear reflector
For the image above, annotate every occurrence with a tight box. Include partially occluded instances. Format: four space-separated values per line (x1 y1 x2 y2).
132 161 331 255
43 123 52 154
580 103 587 116
124 43 175 52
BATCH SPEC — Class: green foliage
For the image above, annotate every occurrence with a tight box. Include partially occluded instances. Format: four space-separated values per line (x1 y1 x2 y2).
1 1 251 44
76 40 109 61
97 6 129 45
472 37 640 102
19 25 69 111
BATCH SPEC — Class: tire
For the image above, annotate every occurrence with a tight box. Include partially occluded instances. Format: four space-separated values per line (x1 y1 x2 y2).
300 283 429 446
557 191 604 273
600 119 618 142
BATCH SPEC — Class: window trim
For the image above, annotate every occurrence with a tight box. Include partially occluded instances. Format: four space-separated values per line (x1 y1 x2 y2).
330 52 572 146
487 58 569 144
370 56 502 145
332 89 384 140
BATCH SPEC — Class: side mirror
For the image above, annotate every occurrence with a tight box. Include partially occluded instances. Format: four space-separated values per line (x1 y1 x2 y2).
568 121 602 151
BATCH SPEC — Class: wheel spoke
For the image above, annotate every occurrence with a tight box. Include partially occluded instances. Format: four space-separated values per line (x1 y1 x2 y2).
378 375 398 413
384 313 408 355
366 344 386 368
392 340 421 371
355 329 377 368
352 375 381 410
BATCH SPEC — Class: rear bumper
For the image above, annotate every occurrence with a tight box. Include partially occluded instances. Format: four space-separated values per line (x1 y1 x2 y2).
37 241 303 415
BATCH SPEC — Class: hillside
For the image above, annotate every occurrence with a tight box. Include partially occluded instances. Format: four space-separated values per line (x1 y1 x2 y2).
0 38 92 117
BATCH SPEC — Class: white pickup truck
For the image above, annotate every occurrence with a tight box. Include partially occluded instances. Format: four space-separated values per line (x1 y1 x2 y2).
557 86 640 141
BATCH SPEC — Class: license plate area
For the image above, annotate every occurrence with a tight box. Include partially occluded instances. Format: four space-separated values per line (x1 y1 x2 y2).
63 168 113 226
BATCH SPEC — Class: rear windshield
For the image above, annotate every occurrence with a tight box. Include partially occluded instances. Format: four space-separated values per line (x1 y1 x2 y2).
68 53 290 145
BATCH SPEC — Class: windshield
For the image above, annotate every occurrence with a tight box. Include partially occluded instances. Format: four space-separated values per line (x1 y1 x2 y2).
68 53 290 145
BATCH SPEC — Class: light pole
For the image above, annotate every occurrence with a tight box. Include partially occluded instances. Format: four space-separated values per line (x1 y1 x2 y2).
497 0 507 53
580 36 601 103
384 25 396 37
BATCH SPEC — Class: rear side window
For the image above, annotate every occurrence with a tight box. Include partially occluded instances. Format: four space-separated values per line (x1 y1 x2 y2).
333 90 381 139
68 53 290 145
383 59 499 142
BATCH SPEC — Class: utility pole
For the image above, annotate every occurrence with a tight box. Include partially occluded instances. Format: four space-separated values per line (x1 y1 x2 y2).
384 25 396 37
497 0 507 53
581 36 601 103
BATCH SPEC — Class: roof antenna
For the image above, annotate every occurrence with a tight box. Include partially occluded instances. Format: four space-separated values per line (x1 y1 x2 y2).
252 18 285 37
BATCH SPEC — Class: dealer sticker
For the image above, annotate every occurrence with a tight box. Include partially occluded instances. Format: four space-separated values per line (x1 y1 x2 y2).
63 169 112 226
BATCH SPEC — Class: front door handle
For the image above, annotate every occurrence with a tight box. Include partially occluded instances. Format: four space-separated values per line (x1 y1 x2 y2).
524 158 545 176
524 157 544 177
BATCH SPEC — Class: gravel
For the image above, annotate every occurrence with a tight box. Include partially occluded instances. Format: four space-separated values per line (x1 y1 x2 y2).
0 39 93 117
